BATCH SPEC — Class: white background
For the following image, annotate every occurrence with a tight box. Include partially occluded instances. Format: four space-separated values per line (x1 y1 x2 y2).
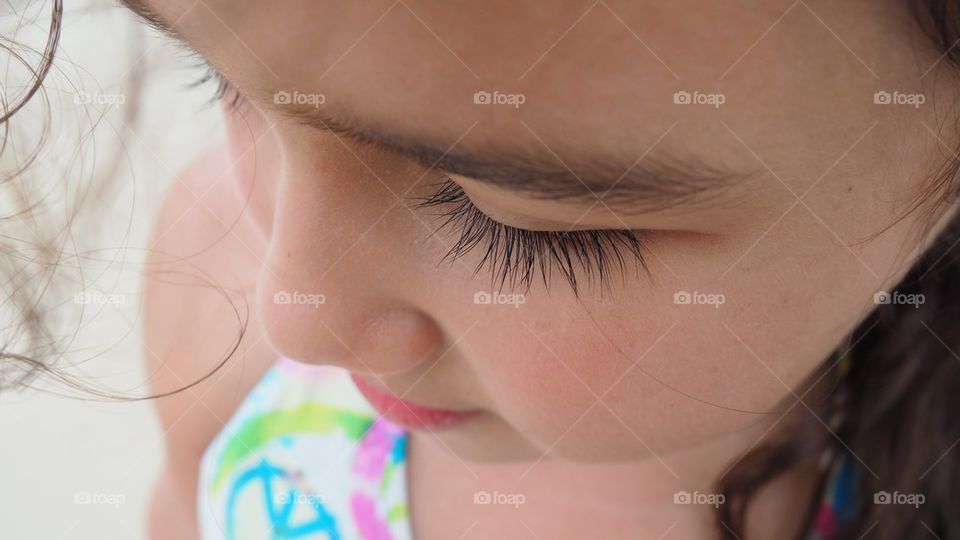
0 2 225 538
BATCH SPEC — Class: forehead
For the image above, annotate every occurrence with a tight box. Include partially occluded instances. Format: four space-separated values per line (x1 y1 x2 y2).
132 0 908 177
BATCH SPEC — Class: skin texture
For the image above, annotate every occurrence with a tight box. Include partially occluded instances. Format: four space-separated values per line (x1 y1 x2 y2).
132 0 959 537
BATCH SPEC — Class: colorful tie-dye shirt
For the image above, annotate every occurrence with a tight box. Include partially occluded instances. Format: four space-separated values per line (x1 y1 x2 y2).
198 357 410 540
197 356 855 539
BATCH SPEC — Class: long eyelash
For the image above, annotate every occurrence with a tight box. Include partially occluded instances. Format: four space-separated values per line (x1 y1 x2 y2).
187 61 245 110
414 180 649 296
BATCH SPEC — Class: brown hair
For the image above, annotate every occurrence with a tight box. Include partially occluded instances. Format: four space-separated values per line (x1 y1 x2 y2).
717 2 960 538
0 0 64 392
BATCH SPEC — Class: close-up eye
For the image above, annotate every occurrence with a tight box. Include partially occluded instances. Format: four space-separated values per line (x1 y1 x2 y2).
414 179 649 295
6 1 960 539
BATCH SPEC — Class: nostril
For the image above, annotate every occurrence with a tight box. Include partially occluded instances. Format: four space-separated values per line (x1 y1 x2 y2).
356 308 443 375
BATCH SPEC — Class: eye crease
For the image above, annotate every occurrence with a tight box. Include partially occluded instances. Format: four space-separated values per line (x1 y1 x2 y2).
188 58 651 296
414 179 650 296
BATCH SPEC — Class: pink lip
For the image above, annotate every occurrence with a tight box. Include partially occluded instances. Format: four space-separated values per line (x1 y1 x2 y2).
349 373 481 430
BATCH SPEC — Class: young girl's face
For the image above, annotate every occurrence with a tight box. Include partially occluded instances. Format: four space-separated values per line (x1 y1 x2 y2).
131 0 950 462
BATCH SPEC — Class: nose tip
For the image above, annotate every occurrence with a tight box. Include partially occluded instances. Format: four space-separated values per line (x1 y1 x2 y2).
259 280 443 376
355 308 443 375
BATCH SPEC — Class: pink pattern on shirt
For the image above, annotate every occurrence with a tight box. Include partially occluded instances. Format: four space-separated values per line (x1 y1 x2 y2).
350 417 404 539
353 417 403 480
351 492 395 540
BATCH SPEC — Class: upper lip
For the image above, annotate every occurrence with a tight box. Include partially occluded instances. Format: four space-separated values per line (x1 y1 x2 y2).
354 375 477 412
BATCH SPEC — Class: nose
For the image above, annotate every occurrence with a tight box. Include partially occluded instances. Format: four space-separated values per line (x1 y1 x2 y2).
256 137 443 376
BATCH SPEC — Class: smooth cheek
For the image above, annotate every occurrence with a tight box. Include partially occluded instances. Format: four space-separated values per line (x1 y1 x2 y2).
463 301 702 460
598 320 793 458
461 292 814 462
472 320 630 460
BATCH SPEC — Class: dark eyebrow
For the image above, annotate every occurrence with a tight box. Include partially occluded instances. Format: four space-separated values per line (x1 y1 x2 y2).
271 104 753 214
118 0 753 214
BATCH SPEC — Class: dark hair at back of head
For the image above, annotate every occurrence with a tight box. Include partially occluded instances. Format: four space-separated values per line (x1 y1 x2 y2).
717 2 960 538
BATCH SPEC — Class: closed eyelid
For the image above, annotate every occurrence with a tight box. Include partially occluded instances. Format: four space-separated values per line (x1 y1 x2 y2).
268 105 753 215
414 180 650 295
